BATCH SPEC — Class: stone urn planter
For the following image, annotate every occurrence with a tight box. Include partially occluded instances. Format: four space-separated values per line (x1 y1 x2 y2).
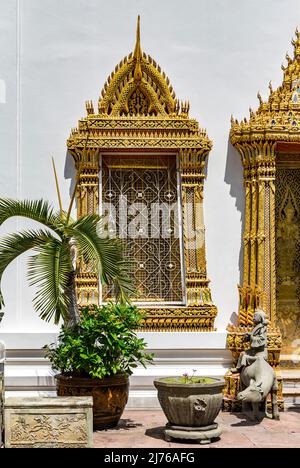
56 374 129 430
154 377 225 444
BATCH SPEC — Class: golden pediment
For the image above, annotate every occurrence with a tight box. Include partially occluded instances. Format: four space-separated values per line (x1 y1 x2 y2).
97 16 180 118
231 29 300 145
67 16 207 158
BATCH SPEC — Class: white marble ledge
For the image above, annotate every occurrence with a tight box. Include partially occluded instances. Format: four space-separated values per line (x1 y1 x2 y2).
0 331 229 351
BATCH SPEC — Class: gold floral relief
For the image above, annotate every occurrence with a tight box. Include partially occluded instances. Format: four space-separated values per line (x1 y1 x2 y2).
276 168 300 364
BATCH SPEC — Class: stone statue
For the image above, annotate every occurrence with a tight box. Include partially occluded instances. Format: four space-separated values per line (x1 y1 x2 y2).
231 309 268 373
231 309 279 421
237 356 279 421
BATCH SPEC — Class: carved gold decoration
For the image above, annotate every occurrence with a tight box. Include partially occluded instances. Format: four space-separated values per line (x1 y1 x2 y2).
67 17 217 330
276 168 300 364
223 28 300 409
138 305 217 332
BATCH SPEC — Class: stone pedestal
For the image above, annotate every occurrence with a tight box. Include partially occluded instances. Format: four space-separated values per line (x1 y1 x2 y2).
164 423 222 445
0 363 4 448
4 397 93 448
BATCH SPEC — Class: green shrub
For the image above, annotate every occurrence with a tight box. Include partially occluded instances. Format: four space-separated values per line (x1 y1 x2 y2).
45 304 154 379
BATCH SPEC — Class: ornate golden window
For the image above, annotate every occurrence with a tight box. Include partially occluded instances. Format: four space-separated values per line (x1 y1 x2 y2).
67 17 217 331
101 153 185 305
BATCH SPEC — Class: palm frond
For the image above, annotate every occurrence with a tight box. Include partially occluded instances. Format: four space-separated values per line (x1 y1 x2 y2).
112 261 136 304
68 215 134 301
0 199 62 233
0 229 57 309
27 239 71 324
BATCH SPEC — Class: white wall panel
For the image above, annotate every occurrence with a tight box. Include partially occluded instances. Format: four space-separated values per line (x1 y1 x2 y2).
0 0 300 336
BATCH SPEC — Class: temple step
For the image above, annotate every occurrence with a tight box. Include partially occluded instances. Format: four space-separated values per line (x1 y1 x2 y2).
282 370 300 405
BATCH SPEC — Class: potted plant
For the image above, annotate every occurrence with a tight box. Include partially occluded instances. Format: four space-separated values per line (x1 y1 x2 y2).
154 371 225 445
45 304 153 429
0 197 133 327
0 163 152 430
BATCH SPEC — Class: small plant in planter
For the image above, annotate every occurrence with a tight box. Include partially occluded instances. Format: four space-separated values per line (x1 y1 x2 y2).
154 371 225 445
45 304 153 429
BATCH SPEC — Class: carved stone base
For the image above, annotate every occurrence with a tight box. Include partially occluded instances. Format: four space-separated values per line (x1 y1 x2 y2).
4 397 93 448
0 364 4 448
223 396 285 413
164 423 222 445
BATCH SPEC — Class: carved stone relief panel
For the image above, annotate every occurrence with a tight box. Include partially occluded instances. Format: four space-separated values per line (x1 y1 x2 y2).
4 397 93 448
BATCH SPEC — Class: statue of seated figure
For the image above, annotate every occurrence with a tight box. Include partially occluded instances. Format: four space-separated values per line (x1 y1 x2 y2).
231 309 268 373
230 309 279 421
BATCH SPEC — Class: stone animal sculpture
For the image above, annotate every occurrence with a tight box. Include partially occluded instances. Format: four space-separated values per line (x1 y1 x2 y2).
237 356 279 421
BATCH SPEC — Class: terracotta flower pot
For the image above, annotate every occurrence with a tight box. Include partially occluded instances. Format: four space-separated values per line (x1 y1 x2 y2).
154 377 225 444
56 374 129 430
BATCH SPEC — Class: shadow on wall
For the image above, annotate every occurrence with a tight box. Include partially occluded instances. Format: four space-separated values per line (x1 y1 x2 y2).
224 138 245 285
0 79 6 104
224 138 245 326
64 151 77 205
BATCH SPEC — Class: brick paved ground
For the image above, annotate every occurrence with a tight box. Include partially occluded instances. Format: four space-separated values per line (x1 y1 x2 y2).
94 407 300 448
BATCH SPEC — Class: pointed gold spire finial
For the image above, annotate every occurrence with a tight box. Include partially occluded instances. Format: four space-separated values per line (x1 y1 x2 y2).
269 80 273 94
293 26 300 58
134 15 143 81
257 91 263 106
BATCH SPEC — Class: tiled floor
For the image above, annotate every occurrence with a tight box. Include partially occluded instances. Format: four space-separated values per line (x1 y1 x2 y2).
94 407 300 448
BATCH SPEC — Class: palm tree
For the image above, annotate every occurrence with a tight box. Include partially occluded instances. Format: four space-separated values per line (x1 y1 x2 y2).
0 171 133 328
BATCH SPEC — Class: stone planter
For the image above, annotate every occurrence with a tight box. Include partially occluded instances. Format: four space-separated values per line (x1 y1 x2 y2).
0 362 4 448
56 374 129 430
154 377 225 444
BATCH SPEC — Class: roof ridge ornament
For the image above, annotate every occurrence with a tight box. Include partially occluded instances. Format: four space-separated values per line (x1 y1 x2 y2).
231 27 300 145
133 15 143 81
97 17 182 116
292 26 300 59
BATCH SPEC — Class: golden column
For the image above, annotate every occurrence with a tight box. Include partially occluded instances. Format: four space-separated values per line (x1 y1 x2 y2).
235 142 278 327
223 28 300 409
71 139 100 306
181 149 214 311
224 141 283 411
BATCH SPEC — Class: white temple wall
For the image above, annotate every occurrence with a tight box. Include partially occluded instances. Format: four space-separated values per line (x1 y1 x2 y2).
0 0 299 399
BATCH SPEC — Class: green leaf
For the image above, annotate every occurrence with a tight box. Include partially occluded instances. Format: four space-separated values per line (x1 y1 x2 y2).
0 199 62 234
45 304 154 378
27 239 71 324
0 229 57 309
67 214 135 301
